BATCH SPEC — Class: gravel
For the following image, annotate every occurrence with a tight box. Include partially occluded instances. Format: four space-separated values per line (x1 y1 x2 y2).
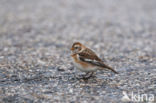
0 0 156 103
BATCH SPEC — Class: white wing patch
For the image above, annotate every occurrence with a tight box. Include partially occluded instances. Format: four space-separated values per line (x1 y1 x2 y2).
84 58 99 62
78 54 102 66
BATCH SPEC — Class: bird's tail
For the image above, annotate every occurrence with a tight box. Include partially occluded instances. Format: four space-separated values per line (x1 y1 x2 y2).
99 62 118 74
105 65 118 74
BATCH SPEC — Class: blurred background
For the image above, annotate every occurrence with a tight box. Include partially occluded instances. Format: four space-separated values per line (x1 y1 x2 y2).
0 0 155 102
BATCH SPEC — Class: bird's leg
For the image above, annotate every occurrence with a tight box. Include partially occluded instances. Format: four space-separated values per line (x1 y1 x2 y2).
76 72 89 79
88 72 94 77
85 72 90 76
76 72 94 80
83 72 94 79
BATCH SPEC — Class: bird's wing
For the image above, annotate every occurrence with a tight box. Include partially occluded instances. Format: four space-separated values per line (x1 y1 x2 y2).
78 48 102 61
78 48 118 74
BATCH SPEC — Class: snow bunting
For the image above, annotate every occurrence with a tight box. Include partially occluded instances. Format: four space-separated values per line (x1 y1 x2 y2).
70 42 118 77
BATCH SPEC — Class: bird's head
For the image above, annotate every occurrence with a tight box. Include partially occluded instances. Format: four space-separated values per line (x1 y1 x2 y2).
70 42 85 54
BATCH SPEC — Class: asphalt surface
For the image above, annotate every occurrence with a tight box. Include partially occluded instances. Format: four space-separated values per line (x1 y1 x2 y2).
0 0 156 103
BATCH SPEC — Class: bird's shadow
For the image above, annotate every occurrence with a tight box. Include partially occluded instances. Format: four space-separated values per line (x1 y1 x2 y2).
68 72 114 86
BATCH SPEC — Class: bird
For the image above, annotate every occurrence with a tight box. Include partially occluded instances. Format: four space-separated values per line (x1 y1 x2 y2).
70 42 118 78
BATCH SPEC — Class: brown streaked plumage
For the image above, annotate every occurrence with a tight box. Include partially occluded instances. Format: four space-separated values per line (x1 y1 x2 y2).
78 48 102 61
71 53 90 68
70 42 118 76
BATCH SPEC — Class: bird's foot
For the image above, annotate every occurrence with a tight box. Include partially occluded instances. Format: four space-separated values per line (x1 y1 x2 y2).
75 72 94 80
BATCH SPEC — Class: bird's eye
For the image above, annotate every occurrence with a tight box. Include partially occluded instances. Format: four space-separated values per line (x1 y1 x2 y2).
75 47 78 49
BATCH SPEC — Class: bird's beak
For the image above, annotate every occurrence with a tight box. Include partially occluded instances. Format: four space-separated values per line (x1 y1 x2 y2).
70 48 73 51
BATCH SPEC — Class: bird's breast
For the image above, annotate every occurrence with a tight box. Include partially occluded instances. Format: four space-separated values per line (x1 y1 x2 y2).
71 54 97 72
